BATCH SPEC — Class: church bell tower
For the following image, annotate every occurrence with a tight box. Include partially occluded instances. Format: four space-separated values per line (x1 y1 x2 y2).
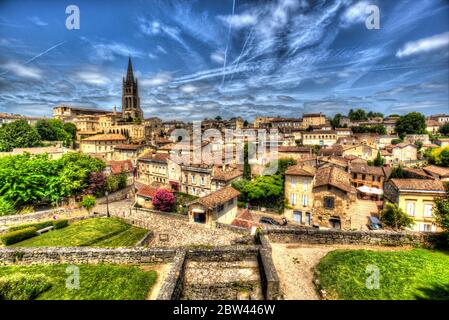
122 57 143 121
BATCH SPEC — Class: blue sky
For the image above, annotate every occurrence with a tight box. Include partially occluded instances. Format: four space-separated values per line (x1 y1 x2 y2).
0 0 448 121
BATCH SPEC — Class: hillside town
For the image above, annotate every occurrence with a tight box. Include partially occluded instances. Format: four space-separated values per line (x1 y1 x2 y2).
2 58 448 236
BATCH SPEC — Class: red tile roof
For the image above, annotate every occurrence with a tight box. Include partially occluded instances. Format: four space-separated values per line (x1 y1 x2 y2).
390 179 446 192
82 133 126 141
314 166 352 192
108 160 133 174
189 186 240 209
285 164 316 176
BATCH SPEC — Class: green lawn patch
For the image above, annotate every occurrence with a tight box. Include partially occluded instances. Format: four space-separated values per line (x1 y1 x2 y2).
316 249 449 300
0 264 157 300
11 217 148 247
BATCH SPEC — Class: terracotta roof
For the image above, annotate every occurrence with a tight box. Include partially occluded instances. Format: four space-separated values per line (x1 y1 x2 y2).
212 165 243 181
426 119 440 127
138 151 169 163
390 179 446 192
108 160 133 174
189 186 240 209
285 164 316 176
137 185 173 198
319 145 344 156
278 146 312 153
314 166 352 192
349 163 385 176
402 168 434 180
392 142 417 149
423 165 449 178
231 210 254 229
114 144 144 150
82 133 126 141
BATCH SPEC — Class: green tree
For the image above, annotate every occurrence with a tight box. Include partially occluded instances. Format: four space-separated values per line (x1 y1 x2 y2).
427 147 449 167
367 111 384 118
439 123 449 136
80 195 96 213
63 122 77 141
243 143 251 180
348 108 368 121
380 202 414 230
275 158 297 175
373 151 384 167
35 120 57 141
395 112 426 136
433 197 449 234
243 175 284 208
389 165 405 178
331 113 342 128
0 120 41 152
0 197 15 216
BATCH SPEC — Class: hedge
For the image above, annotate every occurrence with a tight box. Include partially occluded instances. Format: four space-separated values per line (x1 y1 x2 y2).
0 273 52 300
9 221 53 232
1 227 37 245
53 219 68 229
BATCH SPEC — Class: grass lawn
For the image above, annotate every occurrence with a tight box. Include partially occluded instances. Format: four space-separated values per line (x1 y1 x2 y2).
0 264 157 300
11 218 148 247
316 249 449 300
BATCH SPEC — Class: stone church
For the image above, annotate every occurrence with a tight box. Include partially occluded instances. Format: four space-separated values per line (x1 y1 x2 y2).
53 57 162 145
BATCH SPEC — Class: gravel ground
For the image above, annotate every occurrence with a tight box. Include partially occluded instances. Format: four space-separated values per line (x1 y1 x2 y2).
271 243 409 300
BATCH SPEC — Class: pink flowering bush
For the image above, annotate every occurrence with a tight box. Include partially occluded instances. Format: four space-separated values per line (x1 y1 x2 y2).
152 189 175 212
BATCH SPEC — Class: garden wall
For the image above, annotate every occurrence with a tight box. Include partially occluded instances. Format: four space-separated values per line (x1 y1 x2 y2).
264 228 445 248
0 247 176 265
0 207 89 228
96 186 134 204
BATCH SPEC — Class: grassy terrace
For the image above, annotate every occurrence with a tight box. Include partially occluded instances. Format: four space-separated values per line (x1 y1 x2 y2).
11 218 148 247
0 264 157 300
316 249 449 300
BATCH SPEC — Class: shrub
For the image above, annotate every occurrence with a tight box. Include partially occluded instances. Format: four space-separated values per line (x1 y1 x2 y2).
53 219 69 229
380 203 414 230
0 273 52 300
152 189 176 212
1 227 37 245
81 195 96 213
0 197 15 216
9 221 53 232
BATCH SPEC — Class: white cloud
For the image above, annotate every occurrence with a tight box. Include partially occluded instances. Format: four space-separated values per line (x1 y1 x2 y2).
28 16 48 26
76 71 110 86
218 13 258 29
210 50 225 64
396 32 449 58
340 1 371 27
148 53 157 59
180 84 198 93
157 45 167 54
91 42 144 61
1 62 42 79
140 72 172 87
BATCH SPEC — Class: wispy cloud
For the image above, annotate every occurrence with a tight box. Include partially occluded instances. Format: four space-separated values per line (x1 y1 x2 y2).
396 32 449 58
217 13 258 29
0 62 42 79
28 16 48 26
86 40 144 61
140 72 172 87
76 71 110 86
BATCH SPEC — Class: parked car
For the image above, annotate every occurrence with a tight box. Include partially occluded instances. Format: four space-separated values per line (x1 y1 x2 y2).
367 216 382 230
259 217 281 226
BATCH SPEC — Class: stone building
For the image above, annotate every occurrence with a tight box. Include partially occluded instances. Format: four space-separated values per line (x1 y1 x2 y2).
385 142 418 164
312 166 356 230
301 113 326 128
112 144 148 165
348 163 387 189
284 165 316 225
187 186 240 225
383 179 446 232
80 133 127 159
302 130 337 146
136 152 169 185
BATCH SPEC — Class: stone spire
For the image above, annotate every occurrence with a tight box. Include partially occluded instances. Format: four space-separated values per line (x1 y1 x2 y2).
126 56 134 83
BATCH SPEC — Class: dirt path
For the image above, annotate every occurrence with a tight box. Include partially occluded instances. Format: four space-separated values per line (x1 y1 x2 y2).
271 243 410 300
141 263 171 300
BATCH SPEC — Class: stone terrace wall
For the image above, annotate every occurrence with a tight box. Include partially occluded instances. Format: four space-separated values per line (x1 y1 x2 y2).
96 186 133 204
265 228 444 248
157 250 187 300
0 208 89 228
0 247 176 265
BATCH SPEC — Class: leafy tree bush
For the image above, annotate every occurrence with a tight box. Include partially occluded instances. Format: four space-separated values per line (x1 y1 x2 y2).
152 189 176 212
0 120 41 152
348 108 368 121
395 112 426 135
351 124 386 135
0 227 37 245
243 143 251 180
275 158 297 175
0 197 15 216
80 195 96 213
85 172 107 196
0 273 52 300
380 203 414 230
439 123 449 136
391 138 402 145
53 219 69 229
373 151 384 167
433 197 449 234
9 221 53 232
389 165 405 178
427 147 449 167
242 175 284 209
118 173 128 190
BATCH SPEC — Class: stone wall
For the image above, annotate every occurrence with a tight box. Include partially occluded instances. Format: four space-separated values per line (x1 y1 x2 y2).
264 228 444 248
0 247 176 265
96 186 134 204
157 250 187 300
0 207 89 228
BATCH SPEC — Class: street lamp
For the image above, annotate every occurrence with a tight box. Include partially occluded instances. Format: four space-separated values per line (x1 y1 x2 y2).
105 191 110 218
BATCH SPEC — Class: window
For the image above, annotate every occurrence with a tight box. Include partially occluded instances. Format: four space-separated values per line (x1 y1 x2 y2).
406 202 415 216
421 223 432 232
323 196 335 209
424 204 433 217
191 175 195 184
303 181 309 191
291 177 296 187
290 193 297 206
293 211 302 223
305 212 311 225
302 194 308 207
200 176 205 186
227 198 234 206
217 204 224 212
353 173 357 179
